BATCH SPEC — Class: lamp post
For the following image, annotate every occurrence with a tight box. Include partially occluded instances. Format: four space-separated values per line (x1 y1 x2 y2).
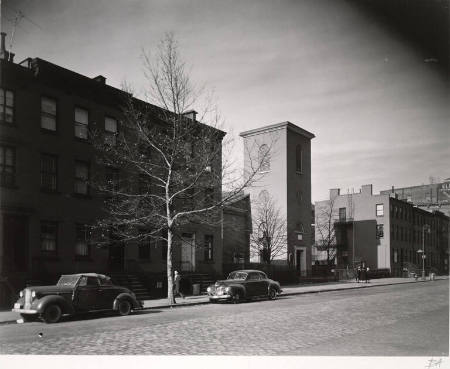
418 224 430 280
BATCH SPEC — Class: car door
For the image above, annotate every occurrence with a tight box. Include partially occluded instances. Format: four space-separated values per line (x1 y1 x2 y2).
245 272 265 297
96 277 119 310
74 276 100 311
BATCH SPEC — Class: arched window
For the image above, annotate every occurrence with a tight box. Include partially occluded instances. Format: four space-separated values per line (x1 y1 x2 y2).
258 144 270 172
296 144 303 173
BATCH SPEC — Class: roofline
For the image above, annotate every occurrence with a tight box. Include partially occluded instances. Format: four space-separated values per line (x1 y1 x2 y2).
239 121 315 139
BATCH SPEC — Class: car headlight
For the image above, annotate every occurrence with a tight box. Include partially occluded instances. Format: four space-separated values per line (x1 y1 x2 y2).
19 291 23 297
31 291 36 298
206 286 211 293
225 287 231 293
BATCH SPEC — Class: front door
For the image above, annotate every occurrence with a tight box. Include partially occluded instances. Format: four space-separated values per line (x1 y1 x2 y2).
2 215 28 272
296 249 302 273
181 233 195 272
108 245 124 272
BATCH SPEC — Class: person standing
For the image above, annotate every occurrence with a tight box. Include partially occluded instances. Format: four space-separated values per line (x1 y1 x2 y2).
356 265 361 283
173 270 184 300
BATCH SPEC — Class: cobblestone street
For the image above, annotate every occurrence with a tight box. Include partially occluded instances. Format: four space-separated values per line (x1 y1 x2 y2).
0 280 447 356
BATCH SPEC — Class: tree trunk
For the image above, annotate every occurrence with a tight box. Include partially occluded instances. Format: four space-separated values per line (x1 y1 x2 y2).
167 227 175 305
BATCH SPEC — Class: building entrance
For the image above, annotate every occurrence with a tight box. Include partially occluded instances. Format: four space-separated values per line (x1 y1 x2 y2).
2 215 28 272
181 233 195 272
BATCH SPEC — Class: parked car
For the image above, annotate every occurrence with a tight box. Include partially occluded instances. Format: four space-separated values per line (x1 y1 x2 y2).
206 269 282 303
12 273 142 323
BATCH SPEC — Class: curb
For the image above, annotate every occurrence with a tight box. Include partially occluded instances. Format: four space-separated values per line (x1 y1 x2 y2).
0 278 444 326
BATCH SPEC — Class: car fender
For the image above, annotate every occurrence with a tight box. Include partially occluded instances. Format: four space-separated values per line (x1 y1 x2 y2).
226 284 246 298
34 295 74 315
113 292 140 310
267 282 281 294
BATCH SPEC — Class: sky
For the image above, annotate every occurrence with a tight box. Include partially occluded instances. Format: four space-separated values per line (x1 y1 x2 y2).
2 0 449 202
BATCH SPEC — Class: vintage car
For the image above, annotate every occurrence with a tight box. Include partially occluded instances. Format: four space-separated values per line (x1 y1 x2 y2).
206 269 282 303
12 273 142 323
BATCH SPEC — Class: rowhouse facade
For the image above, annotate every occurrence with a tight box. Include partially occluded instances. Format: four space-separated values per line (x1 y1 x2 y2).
0 36 230 304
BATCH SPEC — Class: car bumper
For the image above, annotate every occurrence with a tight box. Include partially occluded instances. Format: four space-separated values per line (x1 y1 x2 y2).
208 294 233 301
12 308 38 314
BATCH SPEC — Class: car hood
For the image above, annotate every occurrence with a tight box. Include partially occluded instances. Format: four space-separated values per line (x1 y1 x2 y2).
25 285 74 294
214 279 244 286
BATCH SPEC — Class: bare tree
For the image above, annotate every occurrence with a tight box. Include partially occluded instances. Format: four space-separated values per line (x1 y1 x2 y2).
250 191 287 264
314 195 338 266
93 33 269 305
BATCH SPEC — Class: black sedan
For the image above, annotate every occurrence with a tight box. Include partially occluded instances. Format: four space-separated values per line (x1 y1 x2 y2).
206 269 282 303
12 273 142 323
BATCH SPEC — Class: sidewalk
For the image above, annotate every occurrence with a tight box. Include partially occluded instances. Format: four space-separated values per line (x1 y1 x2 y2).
1 276 447 325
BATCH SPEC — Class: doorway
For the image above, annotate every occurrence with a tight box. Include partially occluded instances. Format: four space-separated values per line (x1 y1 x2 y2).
181 233 195 272
296 247 306 276
108 244 124 272
2 215 28 272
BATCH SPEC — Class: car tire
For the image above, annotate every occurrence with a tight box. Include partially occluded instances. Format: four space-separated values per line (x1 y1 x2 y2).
232 293 241 304
268 288 277 300
118 299 132 316
42 304 62 324
20 313 37 322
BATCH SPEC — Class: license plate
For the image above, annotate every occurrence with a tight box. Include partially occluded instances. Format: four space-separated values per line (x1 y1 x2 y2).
14 303 21 309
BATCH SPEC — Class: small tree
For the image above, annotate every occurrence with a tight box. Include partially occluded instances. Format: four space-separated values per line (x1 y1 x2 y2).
314 195 338 266
250 191 287 264
93 33 269 305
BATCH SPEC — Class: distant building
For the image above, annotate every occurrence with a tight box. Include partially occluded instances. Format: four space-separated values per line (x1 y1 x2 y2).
240 122 315 276
380 178 450 217
314 185 449 276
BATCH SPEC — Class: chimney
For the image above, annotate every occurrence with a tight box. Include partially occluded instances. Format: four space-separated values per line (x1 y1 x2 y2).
361 184 373 196
93 75 106 84
9 52 15 63
0 32 9 61
183 110 197 121
330 188 340 199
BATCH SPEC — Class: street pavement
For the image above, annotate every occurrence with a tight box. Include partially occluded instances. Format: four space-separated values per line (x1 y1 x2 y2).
0 278 447 355
0 276 445 324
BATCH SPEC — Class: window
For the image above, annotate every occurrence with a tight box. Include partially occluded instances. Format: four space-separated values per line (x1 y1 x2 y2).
41 97 57 131
105 116 117 145
296 222 305 241
74 161 89 195
393 250 398 263
296 144 303 173
105 167 120 192
74 107 89 139
75 224 90 257
0 146 15 187
258 144 270 172
376 204 384 217
376 224 384 239
0 88 14 123
40 154 58 191
41 221 57 253
339 207 346 222
139 241 151 260
204 235 213 261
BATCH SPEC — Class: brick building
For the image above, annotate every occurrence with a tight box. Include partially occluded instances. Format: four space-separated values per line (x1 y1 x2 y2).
0 34 241 303
240 122 315 276
314 184 449 276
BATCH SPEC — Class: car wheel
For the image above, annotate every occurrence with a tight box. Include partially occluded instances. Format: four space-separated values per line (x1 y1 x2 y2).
268 288 277 300
118 299 132 316
232 293 241 304
42 304 62 324
20 313 37 322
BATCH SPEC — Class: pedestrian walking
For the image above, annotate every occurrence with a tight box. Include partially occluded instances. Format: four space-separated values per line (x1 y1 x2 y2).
356 266 361 283
173 270 185 300
365 266 370 283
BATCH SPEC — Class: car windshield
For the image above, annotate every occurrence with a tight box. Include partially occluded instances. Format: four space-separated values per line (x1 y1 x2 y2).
57 275 80 287
227 272 248 280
